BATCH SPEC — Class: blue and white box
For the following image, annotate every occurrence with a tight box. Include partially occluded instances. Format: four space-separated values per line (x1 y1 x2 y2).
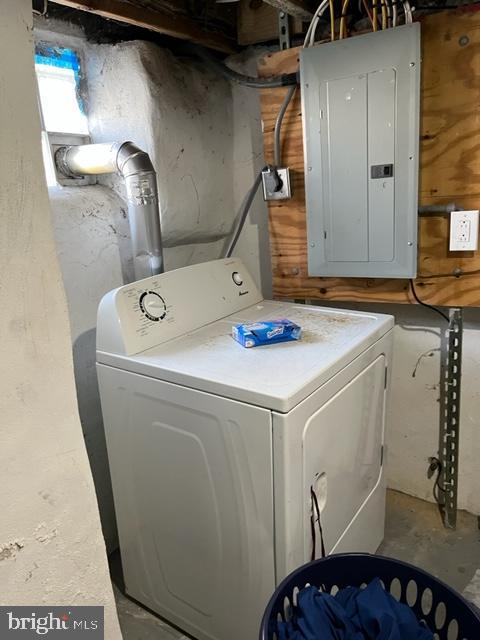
232 319 302 348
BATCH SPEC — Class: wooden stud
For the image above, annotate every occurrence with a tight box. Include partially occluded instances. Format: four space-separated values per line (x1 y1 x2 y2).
237 0 304 46
262 0 313 20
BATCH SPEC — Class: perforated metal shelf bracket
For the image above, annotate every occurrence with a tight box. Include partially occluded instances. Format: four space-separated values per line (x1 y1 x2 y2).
438 308 463 529
278 11 291 50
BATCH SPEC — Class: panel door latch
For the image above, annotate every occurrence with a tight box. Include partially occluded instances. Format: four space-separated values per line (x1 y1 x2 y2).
371 164 394 179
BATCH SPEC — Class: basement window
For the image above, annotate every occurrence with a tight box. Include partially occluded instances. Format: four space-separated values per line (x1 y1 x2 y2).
35 44 89 186
35 44 88 134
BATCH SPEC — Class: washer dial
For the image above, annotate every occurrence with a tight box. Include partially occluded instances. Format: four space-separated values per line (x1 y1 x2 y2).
139 291 167 321
232 271 243 286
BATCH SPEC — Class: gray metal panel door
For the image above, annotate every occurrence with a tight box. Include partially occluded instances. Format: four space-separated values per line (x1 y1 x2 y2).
368 69 396 262
325 75 369 262
300 24 420 278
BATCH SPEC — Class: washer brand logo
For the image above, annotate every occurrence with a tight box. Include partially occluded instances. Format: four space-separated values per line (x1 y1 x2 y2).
0 607 103 639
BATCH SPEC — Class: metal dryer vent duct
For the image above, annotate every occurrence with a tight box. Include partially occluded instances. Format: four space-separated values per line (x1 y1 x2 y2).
55 141 164 280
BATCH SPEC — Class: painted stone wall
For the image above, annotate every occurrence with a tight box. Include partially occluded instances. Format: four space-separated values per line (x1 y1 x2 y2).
386 307 480 515
86 41 235 268
51 185 131 551
0 3 121 634
319 300 480 516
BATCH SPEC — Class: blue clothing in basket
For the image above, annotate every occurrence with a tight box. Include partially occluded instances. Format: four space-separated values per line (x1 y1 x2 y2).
277 578 433 640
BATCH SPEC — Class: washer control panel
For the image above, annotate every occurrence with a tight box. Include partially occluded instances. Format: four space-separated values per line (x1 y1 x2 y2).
97 258 263 356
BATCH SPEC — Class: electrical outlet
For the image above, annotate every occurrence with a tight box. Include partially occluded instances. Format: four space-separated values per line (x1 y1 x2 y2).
261 167 291 201
449 210 479 251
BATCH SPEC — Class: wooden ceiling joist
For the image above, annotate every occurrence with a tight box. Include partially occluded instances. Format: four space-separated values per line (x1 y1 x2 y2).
262 0 313 20
50 0 235 53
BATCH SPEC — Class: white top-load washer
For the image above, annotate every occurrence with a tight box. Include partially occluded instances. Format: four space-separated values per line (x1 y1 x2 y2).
96 258 394 640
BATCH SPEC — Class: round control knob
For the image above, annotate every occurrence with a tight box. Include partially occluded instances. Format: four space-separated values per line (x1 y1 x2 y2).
139 291 167 322
232 271 243 286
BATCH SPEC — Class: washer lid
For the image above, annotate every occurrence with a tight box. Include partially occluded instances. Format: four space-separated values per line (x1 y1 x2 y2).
97 298 393 413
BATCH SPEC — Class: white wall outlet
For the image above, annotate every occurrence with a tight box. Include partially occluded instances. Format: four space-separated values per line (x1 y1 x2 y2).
449 210 479 251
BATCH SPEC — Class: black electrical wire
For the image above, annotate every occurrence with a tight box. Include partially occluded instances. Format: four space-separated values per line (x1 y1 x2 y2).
428 456 445 504
310 504 317 562
409 279 450 323
310 486 326 561
187 44 298 88
417 267 480 279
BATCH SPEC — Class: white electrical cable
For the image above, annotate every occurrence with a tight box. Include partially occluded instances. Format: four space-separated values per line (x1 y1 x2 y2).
303 0 329 47
33 0 47 15
311 2 329 46
303 3 317 45
305 0 411 48
303 3 322 47
403 0 413 23
312 3 331 45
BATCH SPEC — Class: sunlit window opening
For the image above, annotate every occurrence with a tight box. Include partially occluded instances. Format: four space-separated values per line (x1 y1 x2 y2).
35 45 88 186
35 46 88 134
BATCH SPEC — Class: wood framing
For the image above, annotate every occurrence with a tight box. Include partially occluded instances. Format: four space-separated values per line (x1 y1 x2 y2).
262 0 313 20
238 0 304 46
259 8 480 306
51 0 235 53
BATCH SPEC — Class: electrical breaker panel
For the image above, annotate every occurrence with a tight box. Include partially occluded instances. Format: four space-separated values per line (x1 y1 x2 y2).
300 24 421 278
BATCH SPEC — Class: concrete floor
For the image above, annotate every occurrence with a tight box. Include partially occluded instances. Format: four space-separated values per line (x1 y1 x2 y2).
379 490 480 595
111 490 480 639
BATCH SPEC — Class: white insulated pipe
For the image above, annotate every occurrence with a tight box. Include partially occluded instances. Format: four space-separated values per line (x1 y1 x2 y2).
55 141 164 280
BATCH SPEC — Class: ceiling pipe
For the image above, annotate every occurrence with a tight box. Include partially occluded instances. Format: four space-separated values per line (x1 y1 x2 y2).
55 141 164 280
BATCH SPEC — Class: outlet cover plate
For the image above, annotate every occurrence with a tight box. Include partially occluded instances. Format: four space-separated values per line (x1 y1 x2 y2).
262 167 291 201
449 210 479 251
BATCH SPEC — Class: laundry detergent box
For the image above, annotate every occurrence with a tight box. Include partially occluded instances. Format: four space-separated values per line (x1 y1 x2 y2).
232 318 302 348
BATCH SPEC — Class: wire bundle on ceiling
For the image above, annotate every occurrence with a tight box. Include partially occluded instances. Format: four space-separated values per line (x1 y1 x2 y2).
303 0 413 46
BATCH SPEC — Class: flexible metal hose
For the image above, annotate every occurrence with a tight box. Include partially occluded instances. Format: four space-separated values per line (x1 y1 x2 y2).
189 45 298 88
274 85 296 167
224 168 267 259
